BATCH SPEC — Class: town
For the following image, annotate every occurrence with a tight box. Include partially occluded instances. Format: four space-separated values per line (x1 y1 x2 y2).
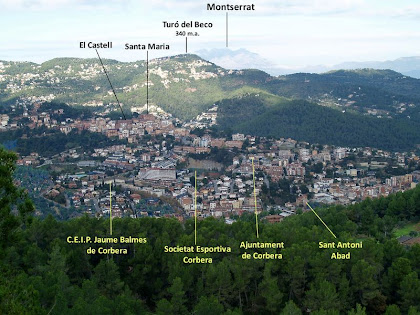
2 99 420 223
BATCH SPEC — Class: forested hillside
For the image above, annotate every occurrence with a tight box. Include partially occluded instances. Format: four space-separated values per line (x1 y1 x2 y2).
0 55 270 120
2 55 420 121
216 94 420 151
3 55 420 150
1 147 420 314
264 69 420 118
0 127 126 158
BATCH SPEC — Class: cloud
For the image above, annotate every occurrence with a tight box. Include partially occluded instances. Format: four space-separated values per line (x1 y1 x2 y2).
387 4 420 19
0 0 365 15
146 0 201 11
256 0 364 15
1 0 418 21
0 0 131 10
146 0 365 16
145 0 420 20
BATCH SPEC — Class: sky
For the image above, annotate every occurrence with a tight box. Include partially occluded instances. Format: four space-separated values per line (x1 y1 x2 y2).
1 0 420 67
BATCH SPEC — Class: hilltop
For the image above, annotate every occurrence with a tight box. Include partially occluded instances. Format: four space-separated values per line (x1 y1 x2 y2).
0 54 270 120
216 93 420 151
2 55 420 150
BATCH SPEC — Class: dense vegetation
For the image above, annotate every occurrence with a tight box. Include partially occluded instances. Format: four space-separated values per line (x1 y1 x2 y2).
1 148 420 314
217 95 420 151
17 129 120 157
0 127 125 157
264 69 420 117
39 102 93 121
13 166 75 220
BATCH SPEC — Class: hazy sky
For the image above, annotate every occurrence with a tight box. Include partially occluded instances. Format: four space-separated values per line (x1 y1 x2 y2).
1 0 420 67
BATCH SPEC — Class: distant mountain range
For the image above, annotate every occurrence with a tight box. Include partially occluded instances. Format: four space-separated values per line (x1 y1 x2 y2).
1 54 420 150
196 49 420 79
333 57 420 79
195 48 275 73
289 56 420 79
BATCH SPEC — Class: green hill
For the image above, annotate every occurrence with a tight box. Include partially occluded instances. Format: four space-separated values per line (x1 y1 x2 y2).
2 55 420 149
0 54 270 120
4 55 420 120
217 94 420 151
264 69 420 120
